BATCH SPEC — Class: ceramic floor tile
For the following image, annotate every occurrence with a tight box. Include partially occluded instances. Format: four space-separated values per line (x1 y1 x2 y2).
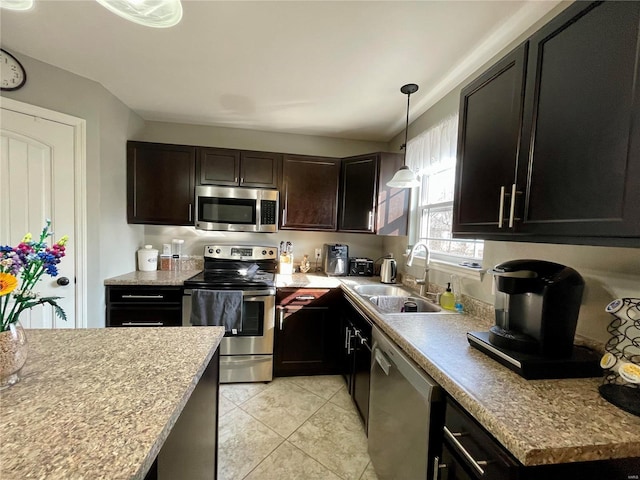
289 374 346 399
219 382 270 406
218 392 237 417
359 462 380 480
244 441 342 480
217 407 284 480
241 378 326 437
328 385 354 411
289 401 370 480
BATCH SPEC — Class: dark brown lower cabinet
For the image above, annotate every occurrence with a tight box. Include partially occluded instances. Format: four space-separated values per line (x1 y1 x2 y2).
438 397 640 480
106 286 183 327
274 288 341 376
341 294 373 430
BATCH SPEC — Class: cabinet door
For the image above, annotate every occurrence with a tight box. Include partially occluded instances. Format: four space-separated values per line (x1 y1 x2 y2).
198 147 240 186
280 155 340 230
452 43 527 236
516 1 640 240
274 305 340 376
239 151 281 188
376 152 409 236
339 155 378 233
127 142 196 225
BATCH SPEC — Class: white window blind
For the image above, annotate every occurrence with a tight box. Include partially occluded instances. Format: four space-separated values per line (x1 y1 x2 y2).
406 114 483 263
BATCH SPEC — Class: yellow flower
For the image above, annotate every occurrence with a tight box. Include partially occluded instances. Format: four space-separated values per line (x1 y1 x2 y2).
0 273 18 296
21 233 32 243
57 235 69 246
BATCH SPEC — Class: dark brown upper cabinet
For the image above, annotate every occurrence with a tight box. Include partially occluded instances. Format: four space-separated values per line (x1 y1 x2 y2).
127 141 196 226
454 1 640 247
198 147 281 189
280 154 341 231
339 152 409 236
453 43 527 237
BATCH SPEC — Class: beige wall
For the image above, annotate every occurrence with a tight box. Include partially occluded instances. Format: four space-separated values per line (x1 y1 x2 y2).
135 121 387 158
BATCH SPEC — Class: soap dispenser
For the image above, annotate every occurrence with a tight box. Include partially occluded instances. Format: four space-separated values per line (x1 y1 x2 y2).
440 283 456 310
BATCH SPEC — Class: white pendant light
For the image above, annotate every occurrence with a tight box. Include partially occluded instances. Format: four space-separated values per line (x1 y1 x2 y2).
95 0 183 28
0 0 34 11
387 83 421 189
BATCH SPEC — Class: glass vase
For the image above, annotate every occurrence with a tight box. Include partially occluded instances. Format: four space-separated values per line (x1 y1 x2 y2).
0 321 28 390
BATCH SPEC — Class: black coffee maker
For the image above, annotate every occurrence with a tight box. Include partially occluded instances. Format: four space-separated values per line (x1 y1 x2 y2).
467 259 601 379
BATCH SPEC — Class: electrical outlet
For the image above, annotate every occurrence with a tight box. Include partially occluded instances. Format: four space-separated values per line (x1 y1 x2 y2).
315 248 322 259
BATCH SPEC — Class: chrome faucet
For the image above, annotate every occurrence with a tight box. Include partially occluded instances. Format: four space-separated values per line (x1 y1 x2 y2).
406 242 431 297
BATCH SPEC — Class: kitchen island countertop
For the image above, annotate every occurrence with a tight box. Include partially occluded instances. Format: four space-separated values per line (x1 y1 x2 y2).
0 326 224 479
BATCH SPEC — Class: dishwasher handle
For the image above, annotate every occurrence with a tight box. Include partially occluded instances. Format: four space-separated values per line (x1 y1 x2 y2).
374 347 392 376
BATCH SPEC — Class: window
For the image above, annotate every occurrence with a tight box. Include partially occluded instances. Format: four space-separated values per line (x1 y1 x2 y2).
406 114 483 264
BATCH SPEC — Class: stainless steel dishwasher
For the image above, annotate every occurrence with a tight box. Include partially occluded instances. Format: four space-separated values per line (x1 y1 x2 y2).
368 325 443 480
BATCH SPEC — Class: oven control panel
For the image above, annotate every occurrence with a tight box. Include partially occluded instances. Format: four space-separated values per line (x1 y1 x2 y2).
204 245 277 261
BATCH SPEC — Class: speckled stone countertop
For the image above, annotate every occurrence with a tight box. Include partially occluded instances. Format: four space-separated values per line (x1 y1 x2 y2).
339 283 640 467
104 269 200 286
0 327 224 479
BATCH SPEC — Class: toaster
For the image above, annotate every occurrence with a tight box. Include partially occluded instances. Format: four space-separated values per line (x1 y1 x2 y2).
348 258 374 276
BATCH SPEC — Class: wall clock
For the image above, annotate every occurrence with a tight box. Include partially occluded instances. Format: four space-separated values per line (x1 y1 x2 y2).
1 48 27 91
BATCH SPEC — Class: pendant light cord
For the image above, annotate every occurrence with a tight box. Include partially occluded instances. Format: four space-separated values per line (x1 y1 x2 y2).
402 91 411 166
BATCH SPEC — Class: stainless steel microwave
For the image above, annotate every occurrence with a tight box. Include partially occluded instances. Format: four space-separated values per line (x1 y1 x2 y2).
195 185 279 232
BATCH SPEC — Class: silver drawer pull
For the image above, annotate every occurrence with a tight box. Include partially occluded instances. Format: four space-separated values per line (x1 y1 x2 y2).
294 295 316 300
122 322 164 326
443 426 488 476
121 294 164 299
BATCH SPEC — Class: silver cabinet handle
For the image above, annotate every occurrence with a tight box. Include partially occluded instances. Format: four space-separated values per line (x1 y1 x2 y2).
497 185 505 228
278 307 286 330
368 210 374 231
235 177 238 183
294 295 316 301
122 322 164 326
122 294 164 299
508 183 517 228
344 326 350 349
443 426 489 476
188 203 193 222
241 177 244 184
283 208 287 225
433 456 447 480
346 328 353 355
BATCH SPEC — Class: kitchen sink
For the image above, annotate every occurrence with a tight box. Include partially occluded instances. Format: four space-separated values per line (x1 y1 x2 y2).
368 295 444 314
352 284 415 297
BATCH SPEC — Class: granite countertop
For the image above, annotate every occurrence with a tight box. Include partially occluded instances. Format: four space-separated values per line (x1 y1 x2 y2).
104 269 200 286
339 284 640 467
0 327 225 479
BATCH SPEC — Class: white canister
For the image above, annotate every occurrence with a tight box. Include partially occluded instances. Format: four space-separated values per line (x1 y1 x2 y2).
138 245 158 271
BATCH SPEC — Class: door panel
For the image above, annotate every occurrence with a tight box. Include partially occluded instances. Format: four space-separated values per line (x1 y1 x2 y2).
1 108 76 328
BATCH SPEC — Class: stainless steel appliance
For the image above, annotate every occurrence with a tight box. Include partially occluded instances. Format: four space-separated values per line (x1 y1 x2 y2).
323 244 349 276
368 325 443 480
467 259 600 379
348 258 374 277
195 185 278 232
183 245 277 383
380 257 397 284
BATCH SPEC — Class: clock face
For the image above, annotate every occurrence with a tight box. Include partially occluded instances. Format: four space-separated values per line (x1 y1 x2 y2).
1 49 27 91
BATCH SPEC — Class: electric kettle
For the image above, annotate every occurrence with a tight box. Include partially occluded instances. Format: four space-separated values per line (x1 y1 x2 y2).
380 258 397 284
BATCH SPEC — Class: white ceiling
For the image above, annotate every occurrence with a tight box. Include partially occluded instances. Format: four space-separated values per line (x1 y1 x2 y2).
0 0 563 142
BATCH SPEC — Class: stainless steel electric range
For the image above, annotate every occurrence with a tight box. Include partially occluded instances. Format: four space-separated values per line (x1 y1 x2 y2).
183 245 277 383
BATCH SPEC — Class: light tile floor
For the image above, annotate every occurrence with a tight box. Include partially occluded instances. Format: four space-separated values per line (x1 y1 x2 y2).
218 375 380 480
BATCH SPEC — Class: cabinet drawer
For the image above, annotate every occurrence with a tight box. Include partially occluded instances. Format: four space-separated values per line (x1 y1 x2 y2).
443 398 519 479
108 305 182 327
276 288 334 307
108 287 183 304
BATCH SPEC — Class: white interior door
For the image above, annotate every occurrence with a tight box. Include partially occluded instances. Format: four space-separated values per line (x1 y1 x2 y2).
1 108 77 328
